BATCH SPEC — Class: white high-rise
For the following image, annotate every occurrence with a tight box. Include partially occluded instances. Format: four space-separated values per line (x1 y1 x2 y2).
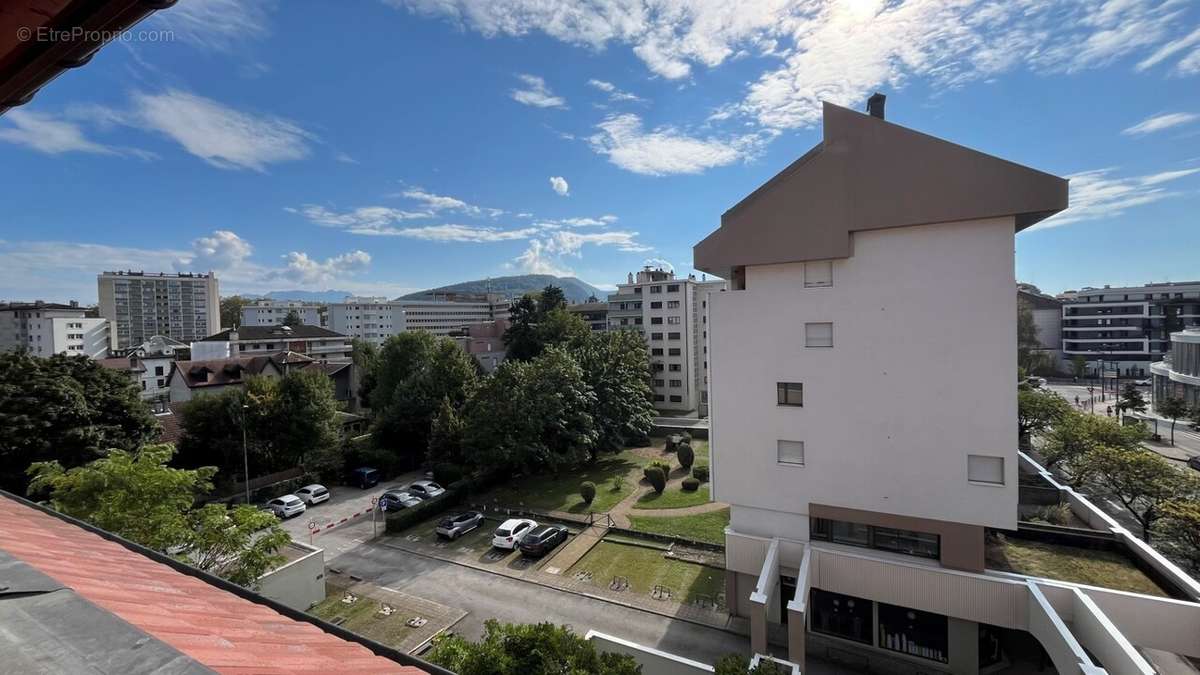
328 296 511 346
97 271 220 351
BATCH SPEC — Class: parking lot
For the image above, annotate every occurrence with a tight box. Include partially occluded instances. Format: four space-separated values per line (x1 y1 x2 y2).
275 468 426 554
385 513 580 575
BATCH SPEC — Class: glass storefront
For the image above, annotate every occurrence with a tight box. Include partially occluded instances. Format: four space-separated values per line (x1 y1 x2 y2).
878 602 949 664
810 589 872 644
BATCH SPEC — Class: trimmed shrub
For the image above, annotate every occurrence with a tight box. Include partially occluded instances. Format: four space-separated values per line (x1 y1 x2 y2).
680 431 692 445
677 443 695 471
580 481 596 504
644 460 671 479
692 464 710 482
432 462 463 486
681 477 701 492
665 435 679 453
645 467 666 494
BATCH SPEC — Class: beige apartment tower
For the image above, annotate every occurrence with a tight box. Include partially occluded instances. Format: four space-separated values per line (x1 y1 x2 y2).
98 271 220 352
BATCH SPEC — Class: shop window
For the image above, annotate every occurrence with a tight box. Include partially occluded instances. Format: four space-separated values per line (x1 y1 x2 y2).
810 589 872 644
878 603 949 664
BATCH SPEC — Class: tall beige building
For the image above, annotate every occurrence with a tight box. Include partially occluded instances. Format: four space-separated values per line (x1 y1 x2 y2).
97 271 220 351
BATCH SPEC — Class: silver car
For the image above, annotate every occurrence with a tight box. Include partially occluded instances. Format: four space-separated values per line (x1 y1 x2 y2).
379 490 421 511
406 480 445 500
436 511 484 540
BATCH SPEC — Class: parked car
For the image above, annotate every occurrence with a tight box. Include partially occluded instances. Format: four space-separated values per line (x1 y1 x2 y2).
294 484 330 506
1188 456 1200 472
436 511 485 540
379 490 422 511
350 467 381 489
518 524 569 558
1134 378 1152 386
492 518 537 550
406 480 445 500
266 494 306 519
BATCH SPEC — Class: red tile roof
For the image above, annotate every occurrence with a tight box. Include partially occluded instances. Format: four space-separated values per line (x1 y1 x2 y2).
0 495 426 674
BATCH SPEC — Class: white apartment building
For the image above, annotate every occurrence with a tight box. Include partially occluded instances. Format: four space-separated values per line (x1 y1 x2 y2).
192 325 352 362
128 334 187 400
0 301 110 358
607 268 725 414
693 100 1200 674
1151 326 1200 411
328 295 511 346
239 299 323 327
97 271 220 351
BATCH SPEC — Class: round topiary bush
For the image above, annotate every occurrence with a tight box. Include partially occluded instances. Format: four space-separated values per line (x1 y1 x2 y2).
644 460 672 480
692 464 710 482
645 467 666 494
677 443 695 470
665 436 679 453
580 481 596 504
681 477 701 492
681 431 692 445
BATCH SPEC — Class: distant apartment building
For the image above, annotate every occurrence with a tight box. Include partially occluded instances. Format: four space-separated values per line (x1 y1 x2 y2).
1151 327 1200 410
192 325 352 362
328 295 511 346
1061 281 1200 377
98 335 188 400
607 267 725 414
97 271 220 351
449 320 509 373
566 301 609 331
0 301 109 358
1017 286 1063 367
239 299 323 327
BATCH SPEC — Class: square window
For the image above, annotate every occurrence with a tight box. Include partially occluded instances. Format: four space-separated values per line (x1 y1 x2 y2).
804 261 833 288
667 284 680 292
669 395 682 402
668 332 681 340
777 382 803 406
651 348 663 356
778 440 805 465
651 301 662 309
651 317 663 325
667 316 681 325
805 322 833 348
968 455 1004 484
668 348 681 356
651 332 663 341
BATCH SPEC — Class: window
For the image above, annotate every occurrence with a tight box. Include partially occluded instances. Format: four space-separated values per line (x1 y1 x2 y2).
650 285 662 294
652 363 665 372
967 455 1005 485
653 379 665 387
667 300 680 309
811 517 940 560
634 287 642 294
668 364 681 372
154 366 164 376
634 318 643 325
651 317 663 325
667 284 680 292
667 316 681 324
804 261 833 288
810 589 872 644
651 332 663 341
777 382 803 406
654 394 665 402
669 395 682 403
777 440 805 465
668 332 680 340
650 301 662 309
668 348 681 356
651 348 663 356
669 379 682 387
878 603 948 663
805 322 833 347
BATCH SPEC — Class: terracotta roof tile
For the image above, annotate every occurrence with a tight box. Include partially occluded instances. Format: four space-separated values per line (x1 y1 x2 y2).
0 496 427 674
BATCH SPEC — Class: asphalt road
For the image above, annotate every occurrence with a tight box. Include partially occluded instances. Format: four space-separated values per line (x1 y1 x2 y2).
1045 382 1200 462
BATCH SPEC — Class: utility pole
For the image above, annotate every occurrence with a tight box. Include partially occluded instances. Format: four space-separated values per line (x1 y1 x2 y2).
241 404 251 504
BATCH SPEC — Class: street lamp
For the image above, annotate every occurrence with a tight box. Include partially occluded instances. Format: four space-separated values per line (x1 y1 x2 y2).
241 403 251 505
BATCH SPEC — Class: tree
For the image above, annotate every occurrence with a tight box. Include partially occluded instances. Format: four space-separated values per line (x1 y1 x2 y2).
427 620 640 675
1158 396 1189 446
1082 446 1197 543
351 338 380 409
677 443 695 471
1040 410 1146 484
1071 354 1088 380
1017 388 1071 443
1017 298 1044 373
1159 500 1200 573
273 368 341 471
503 286 587 361
282 309 302 327
428 396 466 465
714 654 787 675
175 387 250 479
645 466 666 493
0 351 157 493
27 444 288 586
220 295 249 329
572 330 656 455
1116 384 1148 419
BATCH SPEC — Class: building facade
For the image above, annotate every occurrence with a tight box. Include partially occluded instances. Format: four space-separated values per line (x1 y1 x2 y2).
127 335 188 400
1151 326 1200 410
97 271 220 351
193 325 352 362
328 295 511 346
565 301 609 331
0 301 110 358
1017 287 1063 370
239 299 323 327
1061 281 1200 377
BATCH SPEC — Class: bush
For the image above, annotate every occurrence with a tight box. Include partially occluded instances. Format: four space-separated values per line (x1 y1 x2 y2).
609 475 625 493
644 460 671 479
1030 503 1072 526
681 477 701 492
433 462 464 486
645 467 666 494
692 464 710 482
677 443 695 470
681 431 692 445
580 481 596 504
665 436 679 453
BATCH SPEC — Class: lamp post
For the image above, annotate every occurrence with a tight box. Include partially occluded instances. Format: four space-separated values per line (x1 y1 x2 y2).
241 403 251 505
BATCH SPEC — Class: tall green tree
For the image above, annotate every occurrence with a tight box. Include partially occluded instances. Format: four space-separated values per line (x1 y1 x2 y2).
1040 410 1146 484
1082 446 1198 543
1159 500 1200 573
188 502 291 586
1116 384 1148 419
220 295 249 329
282 309 302 327
351 338 380 409
427 620 640 675
1017 388 1071 445
1017 298 1044 373
428 396 466 465
0 351 157 493
1158 396 1190 446
503 286 587 361
1070 354 1088 380
573 330 655 455
274 368 342 471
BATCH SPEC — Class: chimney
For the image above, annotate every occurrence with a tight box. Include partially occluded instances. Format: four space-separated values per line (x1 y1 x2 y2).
867 92 886 119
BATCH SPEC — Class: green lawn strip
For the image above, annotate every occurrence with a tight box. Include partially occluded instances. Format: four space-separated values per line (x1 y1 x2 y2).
632 485 711 510
478 449 646 513
310 584 418 647
986 537 1166 597
627 507 730 545
568 541 724 604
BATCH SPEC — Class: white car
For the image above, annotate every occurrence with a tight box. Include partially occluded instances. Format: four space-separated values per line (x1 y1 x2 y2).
492 518 537 550
266 494 306 519
294 484 330 506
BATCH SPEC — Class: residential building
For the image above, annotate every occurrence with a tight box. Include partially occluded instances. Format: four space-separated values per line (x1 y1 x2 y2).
608 267 725 414
1017 286 1063 368
240 299 323 327
166 354 284 402
449 319 509 373
97 271 220 352
194 325 353 362
0 301 109 358
96 334 187 400
1061 281 1200 377
566 301 609 331
693 100 1200 673
328 295 511 346
1151 326 1200 411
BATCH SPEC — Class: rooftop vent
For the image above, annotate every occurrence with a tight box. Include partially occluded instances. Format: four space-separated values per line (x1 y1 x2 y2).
867 92 886 119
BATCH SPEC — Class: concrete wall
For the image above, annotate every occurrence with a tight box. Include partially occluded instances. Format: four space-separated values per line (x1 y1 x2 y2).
256 541 325 611
708 218 1018 532
585 631 715 674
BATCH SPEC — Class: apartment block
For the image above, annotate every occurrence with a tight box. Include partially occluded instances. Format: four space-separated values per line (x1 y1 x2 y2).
690 100 1200 673
0 301 109 358
608 267 725 414
193 325 352 362
565 301 609 332
240 299 323 327
1061 281 1200 377
1017 286 1063 366
97 271 220 351
1151 326 1200 410
328 295 511 346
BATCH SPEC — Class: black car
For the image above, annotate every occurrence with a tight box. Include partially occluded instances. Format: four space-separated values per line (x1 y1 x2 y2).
518 524 569 558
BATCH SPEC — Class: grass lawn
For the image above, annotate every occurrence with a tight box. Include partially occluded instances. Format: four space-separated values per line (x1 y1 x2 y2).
479 448 650 514
632 485 711 510
568 541 724 604
628 507 729 545
309 583 418 648
986 537 1166 597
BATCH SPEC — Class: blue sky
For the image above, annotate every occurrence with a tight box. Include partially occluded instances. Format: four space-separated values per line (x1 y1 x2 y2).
1 0 1198 303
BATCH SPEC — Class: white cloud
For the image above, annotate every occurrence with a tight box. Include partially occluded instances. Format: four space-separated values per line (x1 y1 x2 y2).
289 205 431 229
550 176 570 196
512 228 651 275
133 90 314 171
150 0 271 50
1031 167 1200 230
643 257 674 273
348 223 539 242
175 230 253 272
557 215 618 227
512 240 574 276
272 250 372 284
510 74 567 109
0 110 155 159
1122 112 1200 136
587 78 645 103
398 188 502 216
1136 26 1200 72
334 151 359 164
588 113 762 176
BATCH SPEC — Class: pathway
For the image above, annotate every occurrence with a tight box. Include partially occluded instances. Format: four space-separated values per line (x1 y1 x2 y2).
542 522 609 575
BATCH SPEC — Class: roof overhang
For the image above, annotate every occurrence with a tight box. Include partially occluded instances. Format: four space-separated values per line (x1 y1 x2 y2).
0 0 175 116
